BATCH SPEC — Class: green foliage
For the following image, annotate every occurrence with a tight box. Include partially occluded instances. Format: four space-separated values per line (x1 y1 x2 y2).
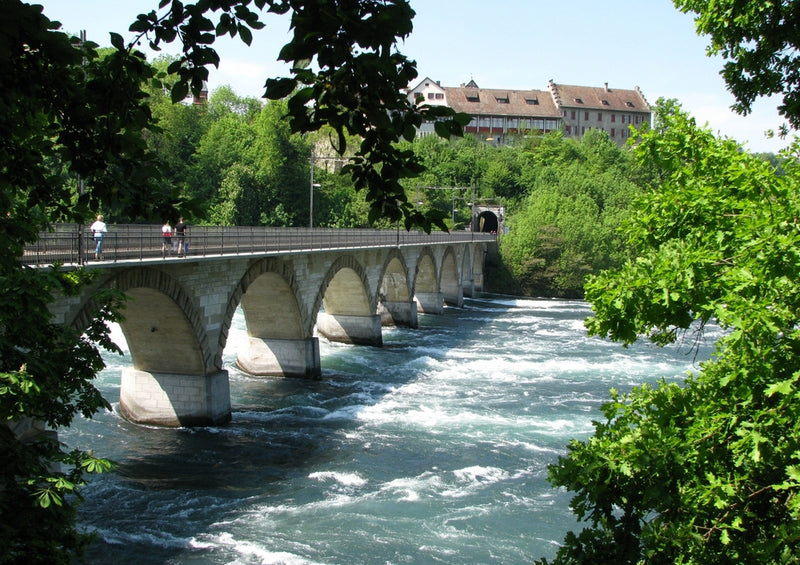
500 130 641 297
541 102 800 564
1 2 174 560
0 265 122 564
674 0 800 132
131 0 469 233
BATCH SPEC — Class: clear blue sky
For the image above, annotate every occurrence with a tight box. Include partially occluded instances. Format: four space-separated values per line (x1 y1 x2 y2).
38 0 788 153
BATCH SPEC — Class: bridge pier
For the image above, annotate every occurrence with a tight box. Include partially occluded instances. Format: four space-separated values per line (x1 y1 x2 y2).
378 300 419 328
462 278 475 298
119 369 231 427
236 337 321 378
443 285 464 308
316 313 383 346
414 292 444 315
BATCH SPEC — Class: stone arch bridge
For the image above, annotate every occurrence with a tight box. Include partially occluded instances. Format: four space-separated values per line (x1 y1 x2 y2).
32 225 494 428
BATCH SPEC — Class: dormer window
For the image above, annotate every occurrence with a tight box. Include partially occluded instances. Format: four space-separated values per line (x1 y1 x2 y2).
526 98 539 105
601 99 610 106
625 101 635 107
574 98 583 104
496 96 509 104
467 94 480 103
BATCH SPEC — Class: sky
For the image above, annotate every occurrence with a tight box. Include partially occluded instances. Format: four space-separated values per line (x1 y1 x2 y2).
36 0 789 153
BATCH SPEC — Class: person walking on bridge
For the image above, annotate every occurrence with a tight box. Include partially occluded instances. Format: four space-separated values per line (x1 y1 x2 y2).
175 217 187 256
161 221 172 258
90 214 107 260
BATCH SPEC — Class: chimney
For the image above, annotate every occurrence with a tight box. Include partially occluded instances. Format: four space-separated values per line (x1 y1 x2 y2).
604 82 609 92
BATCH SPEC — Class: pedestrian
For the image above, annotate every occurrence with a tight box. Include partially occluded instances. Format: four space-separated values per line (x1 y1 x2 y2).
90 214 107 260
175 217 187 256
161 221 172 257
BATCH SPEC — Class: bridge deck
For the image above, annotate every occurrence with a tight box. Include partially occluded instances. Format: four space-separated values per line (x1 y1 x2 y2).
23 225 494 266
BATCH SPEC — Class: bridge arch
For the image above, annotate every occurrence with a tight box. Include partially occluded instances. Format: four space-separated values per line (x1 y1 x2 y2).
441 247 463 307
76 267 229 427
413 247 442 314
377 249 417 328
314 255 382 346
315 254 375 316
378 249 411 302
71 267 212 374
228 258 321 377
413 247 438 295
225 258 309 345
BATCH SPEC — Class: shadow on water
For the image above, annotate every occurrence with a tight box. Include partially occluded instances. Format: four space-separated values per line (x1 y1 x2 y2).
76 294 520 563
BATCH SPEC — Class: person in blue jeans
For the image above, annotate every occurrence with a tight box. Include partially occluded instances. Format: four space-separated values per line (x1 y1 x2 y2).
90 214 107 260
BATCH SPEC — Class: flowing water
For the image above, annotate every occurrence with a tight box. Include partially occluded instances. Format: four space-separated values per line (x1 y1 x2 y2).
64 295 718 564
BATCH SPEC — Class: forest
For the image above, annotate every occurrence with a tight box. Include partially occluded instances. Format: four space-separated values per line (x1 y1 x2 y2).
134 56 775 299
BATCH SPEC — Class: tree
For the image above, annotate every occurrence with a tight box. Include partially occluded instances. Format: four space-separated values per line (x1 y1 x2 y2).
132 0 468 232
1 2 169 562
539 102 800 563
500 130 640 297
2 0 466 561
674 0 800 132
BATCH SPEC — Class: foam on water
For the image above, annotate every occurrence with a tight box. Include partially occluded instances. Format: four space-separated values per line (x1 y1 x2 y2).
69 295 717 564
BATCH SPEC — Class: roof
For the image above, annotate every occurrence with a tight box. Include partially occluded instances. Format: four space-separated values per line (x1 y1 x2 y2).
549 81 650 112
406 76 445 95
443 86 561 118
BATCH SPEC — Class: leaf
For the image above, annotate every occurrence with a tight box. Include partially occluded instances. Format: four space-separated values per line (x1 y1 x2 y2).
171 81 189 104
238 24 253 46
109 32 124 51
264 77 296 100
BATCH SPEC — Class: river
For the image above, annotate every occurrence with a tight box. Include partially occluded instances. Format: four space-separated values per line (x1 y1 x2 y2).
63 294 717 564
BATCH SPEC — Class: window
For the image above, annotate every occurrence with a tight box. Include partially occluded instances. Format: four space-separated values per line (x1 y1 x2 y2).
581 126 585 135
526 98 539 105
610 128 615 137
574 97 583 104
601 99 609 106
428 93 435 100
626 101 635 108
611 114 616 123
584 111 589 121
435 93 444 100
467 94 480 102
565 125 571 134
597 112 603 121
496 96 509 104
571 110 576 120
635 115 639 124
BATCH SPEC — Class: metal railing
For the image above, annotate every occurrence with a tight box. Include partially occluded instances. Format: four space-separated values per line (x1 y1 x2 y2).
22 224 495 267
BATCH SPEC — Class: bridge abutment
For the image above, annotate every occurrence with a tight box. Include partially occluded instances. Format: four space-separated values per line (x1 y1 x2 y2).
316 313 383 346
236 337 321 378
119 369 231 427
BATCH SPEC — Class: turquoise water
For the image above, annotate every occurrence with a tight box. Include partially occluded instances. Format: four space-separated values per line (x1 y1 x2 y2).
64 295 717 564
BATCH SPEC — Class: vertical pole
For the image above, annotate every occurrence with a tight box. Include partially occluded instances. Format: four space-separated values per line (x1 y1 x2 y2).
77 30 87 265
309 154 314 229
471 185 476 240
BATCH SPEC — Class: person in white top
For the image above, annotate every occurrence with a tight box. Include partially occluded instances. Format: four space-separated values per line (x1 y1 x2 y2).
89 214 107 260
161 221 172 257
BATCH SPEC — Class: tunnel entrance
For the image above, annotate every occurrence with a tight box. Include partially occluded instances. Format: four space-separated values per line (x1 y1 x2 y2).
477 211 498 233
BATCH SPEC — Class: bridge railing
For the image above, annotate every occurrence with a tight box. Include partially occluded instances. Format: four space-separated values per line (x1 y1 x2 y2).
22 224 495 266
